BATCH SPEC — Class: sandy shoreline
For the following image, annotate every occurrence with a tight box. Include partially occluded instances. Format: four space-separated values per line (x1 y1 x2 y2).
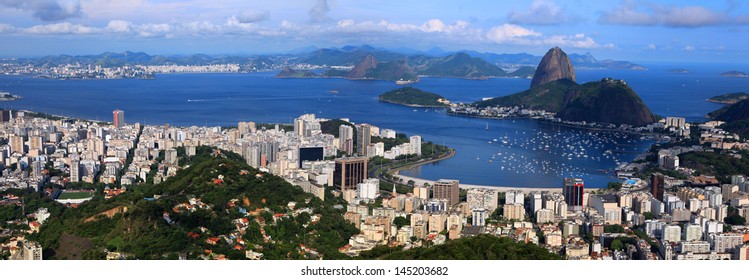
395 173 571 194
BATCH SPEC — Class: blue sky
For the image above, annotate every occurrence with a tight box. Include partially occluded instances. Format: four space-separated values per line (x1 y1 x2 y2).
0 0 748 62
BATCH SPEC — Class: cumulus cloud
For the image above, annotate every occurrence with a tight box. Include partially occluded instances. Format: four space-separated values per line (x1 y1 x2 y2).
541 34 599 48
0 13 606 50
507 0 574 25
646 44 656 50
336 19 355 28
0 0 82 21
0 23 16 33
484 24 603 49
332 19 470 34
106 20 132 33
599 1 731 27
683 45 695 51
24 22 98 34
309 0 331 23
420 19 469 33
234 9 269 23
485 24 541 44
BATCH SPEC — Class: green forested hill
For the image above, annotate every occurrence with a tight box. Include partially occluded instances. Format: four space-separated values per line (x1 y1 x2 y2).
379 234 562 260
34 146 358 260
709 99 749 138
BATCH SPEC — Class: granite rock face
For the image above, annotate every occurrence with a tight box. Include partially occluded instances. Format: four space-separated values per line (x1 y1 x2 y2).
348 55 378 79
530 47 576 88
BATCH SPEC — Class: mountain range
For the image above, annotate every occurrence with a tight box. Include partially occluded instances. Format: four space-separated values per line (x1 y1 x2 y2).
5 45 647 74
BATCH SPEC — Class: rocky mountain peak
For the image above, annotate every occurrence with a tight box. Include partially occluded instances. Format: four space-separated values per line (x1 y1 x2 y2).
530 47 576 88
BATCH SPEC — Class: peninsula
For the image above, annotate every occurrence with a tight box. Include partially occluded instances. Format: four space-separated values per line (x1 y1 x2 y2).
707 92 749 104
472 47 656 127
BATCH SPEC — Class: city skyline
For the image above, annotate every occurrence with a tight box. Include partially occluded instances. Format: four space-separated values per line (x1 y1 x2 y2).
0 1 747 62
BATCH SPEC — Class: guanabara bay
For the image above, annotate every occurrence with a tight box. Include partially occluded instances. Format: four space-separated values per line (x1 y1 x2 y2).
1 1 749 264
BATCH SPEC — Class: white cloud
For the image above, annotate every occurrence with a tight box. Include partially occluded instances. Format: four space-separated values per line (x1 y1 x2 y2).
336 19 355 28
106 20 132 33
24 22 99 34
541 34 599 48
0 0 82 21
0 23 16 33
234 9 269 23
507 0 573 25
420 19 469 33
646 44 656 50
309 0 330 23
485 24 541 44
484 25 601 49
599 1 731 27
135 23 171 38
0 14 605 50
380 20 419 32
683 45 695 51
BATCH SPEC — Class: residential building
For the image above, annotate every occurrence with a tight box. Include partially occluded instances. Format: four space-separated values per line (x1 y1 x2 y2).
563 178 584 211
333 157 368 191
432 179 459 206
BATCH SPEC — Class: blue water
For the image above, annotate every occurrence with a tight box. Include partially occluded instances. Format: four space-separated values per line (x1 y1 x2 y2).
1 62 747 188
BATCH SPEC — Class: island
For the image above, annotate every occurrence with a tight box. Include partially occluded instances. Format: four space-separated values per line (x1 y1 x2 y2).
707 92 749 104
274 67 319 78
0 92 21 101
669 68 690 73
378 87 451 107
721 71 748 78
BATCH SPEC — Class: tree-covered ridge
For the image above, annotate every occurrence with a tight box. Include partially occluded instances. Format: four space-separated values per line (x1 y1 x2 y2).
413 52 507 79
709 99 749 138
274 67 319 78
474 78 656 127
556 79 656 127
378 87 449 107
364 59 419 82
474 79 578 111
32 146 358 259
707 92 749 104
679 151 749 183
378 234 562 260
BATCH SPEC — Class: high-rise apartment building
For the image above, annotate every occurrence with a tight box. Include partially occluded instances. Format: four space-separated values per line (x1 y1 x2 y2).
356 124 371 157
113 109 125 128
432 179 459 206
651 173 665 201
334 157 368 191
339 125 354 155
563 178 584 211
